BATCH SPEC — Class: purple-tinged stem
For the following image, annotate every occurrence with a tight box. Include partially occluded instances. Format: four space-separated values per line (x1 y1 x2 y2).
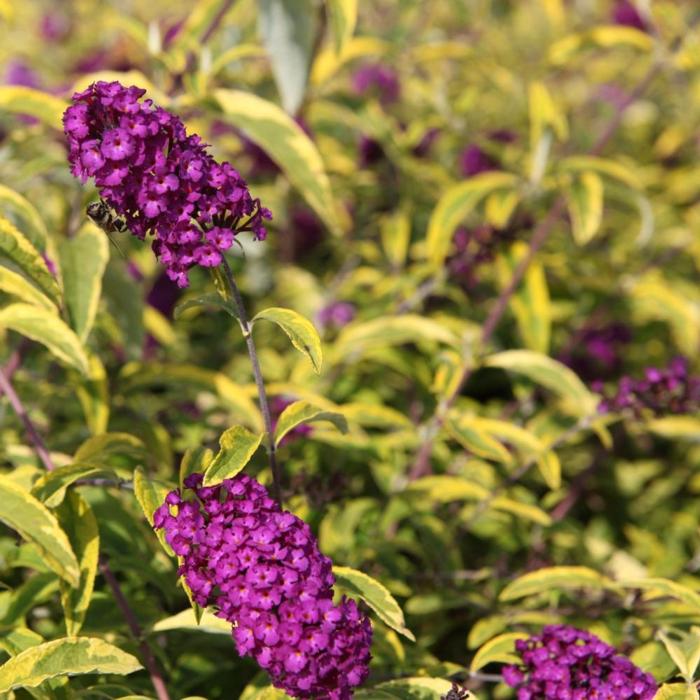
220 257 283 504
99 555 171 700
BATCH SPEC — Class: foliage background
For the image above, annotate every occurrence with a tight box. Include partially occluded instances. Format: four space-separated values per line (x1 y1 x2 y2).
1 0 700 698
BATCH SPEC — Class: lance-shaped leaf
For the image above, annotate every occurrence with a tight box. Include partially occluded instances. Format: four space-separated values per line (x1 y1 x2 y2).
0 637 142 692
56 492 99 637
58 226 109 342
0 477 79 587
446 416 514 465
274 400 348 446
0 185 49 250
499 566 620 601
174 292 238 320
326 0 358 54
0 303 89 375
621 578 700 614
203 426 264 486
253 307 323 373
0 216 60 306
653 684 700 700
333 566 415 641
565 170 604 245
151 608 231 635
0 266 57 311
31 462 118 508
470 632 529 672
426 171 519 267
0 86 67 129
214 89 343 236
133 467 175 555
355 678 453 699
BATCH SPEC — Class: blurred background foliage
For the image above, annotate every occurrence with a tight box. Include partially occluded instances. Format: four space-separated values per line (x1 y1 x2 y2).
1 0 700 698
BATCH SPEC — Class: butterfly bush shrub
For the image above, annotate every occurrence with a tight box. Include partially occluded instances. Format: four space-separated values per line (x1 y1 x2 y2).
0 1 699 699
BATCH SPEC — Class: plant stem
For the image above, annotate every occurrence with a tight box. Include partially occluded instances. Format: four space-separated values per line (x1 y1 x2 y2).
407 37 675 481
0 367 55 472
0 365 171 700
99 555 171 700
220 257 283 504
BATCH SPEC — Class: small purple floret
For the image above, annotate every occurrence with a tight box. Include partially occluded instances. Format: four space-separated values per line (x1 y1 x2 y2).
352 63 400 105
154 473 372 699
503 625 656 699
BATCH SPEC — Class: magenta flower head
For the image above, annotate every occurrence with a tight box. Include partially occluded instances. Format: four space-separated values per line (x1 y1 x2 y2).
62 81 271 287
459 144 499 178
612 1 649 32
352 63 400 105
503 625 656 700
153 473 372 699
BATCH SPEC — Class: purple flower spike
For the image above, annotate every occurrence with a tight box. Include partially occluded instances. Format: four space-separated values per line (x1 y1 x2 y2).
153 473 372 699
63 81 271 287
503 625 656 699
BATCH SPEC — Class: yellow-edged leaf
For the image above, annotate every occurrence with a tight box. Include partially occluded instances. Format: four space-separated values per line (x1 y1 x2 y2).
500 566 619 601
203 426 263 485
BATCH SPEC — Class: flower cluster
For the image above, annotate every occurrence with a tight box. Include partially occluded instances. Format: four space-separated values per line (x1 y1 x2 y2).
63 81 271 287
352 63 400 105
459 144 500 178
502 625 656 700
612 1 649 32
317 301 356 330
595 356 700 417
559 322 631 382
153 473 372 699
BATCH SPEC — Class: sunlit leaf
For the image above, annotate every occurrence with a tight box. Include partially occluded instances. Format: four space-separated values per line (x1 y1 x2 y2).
470 632 528 671
500 566 620 601
203 425 263 485
274 400 348 446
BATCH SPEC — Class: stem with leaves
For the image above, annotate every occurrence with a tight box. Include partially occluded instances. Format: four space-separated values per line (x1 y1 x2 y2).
0 362 171 700
219 257 283 504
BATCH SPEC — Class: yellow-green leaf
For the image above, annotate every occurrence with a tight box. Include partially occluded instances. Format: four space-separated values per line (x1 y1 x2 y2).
31 462 117 509
485 350 598 416
56 492 99 637
446 416 514 465
326 0 358 54
490 497 552 526
0 86 67 129
0 637 142 692
0 185 49 250
274 400 348 446
0 304 89 375
500 566 619 601
565 171 604 245
151 608 231 635
470 632 529 672
214 89 343 235
621 578 700 614
203 425 263 486
653 684 700 700
646 416 700 441
380 209 411 269
426 172 519 267
133 467 174 555
0 476 79 587
559 155 642 190
0 266 57 311
356 678 453 699
529 81 568 151
58 227 109 342
406 475 489 502
333 566 415 641
253 307 323 373
0 216 61 306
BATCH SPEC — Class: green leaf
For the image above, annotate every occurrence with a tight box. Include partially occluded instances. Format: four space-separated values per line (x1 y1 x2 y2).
180 447 214 488
565 171 604 245
485 350 598 416
0 216 61 306
56 492 99 637
621 578 700 614
253 306 323 373
646 417 700 441
259 0 315 114
0 637 142 692
406 475 489 502
658 630 700 682
496 241 551 353
31 462 117 508
133 467 174 556
653 684 700 700
274 400 348 446
470 632 529 671
174 292 238 320
0 574 58 628
446 415 515 465
355 678 453 699
214 89 343 235
151 608 231 635
0 476 79 587
559 155 642 190
74 432 147 463
380 209 411 269
58 227 109 342
499 566 619 601
426 172 519 267
0 628 44 656
0 266 57 311
75 354 110 436
203 426 264 486
326 0 358 54
528 81 568 151
0 303 89 375
0 86 67 129
0 185 49 250
333 565 415 641
334 315 458 358
490 497 552 526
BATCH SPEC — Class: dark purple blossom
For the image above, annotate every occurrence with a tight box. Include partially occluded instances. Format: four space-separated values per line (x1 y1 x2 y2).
595 356 700 417
412 127 441 158
153 473 372 699
317 302 355 330
559 323 631 382
352 63 400 105
503 625 656 700
358 135 385 168
39 11 71 42
4 60 41 89
612 1 649 32
459 144 499 178
63 81 271 287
